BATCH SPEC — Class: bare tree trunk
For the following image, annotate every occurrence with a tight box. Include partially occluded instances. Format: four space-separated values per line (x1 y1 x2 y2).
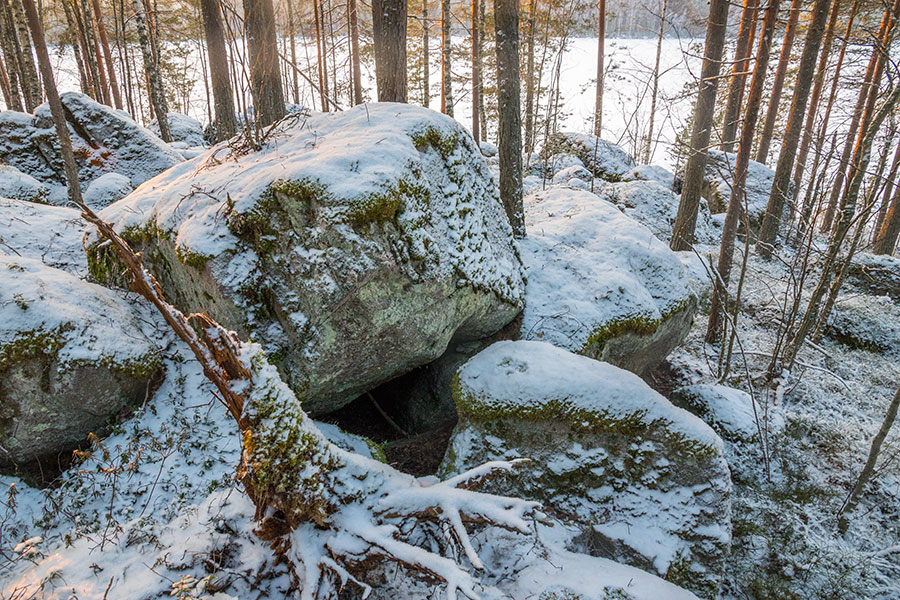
286 0 299 104
523 0 537 153
421 0 429 106
495 0 524 238
91 0 122 108
87 0 112 105
478 0 486 140
821 0 898 232
313 0 328 111
372 0 407 102
244 0 286 126
874 145 900 255
471 0 480 143
754 0 802 164
756 0 833 257
707 0 781 343
670 0 730 251
132 0 169 139
349 0 363 105
440 0 451 114
790 0 846 219
9 0 40 110
873 139 900 240
201 0 236 141
0 50 11 106
642 0 667 164
593 0 605 136
0 0 23 111
720 0 759 153
20 0 81 204
838 385 900 533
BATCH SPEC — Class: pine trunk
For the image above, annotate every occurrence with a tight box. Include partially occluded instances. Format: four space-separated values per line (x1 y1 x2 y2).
495 0 524 237
594 0 605 136
874 173 900 255
132 0 170 139
720 0 759 153
670 0 730 251
0 0 23 111
244 0 286 127
440 0 451 114
643 0 667 164
873 140 900 239
471 0 480 143
9 0 40 110
372 0 407 102
754 0 802 164
349 0 363 105
201 0 236 140
522 0 537 153
756 0 832 257
91 0 121 108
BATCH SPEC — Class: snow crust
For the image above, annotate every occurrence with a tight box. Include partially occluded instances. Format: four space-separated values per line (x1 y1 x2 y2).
674 384 785 443
83 172 134 209
0 164 47 203
0 198 88 273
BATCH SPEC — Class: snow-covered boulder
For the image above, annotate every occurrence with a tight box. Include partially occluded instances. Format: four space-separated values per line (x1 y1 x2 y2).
701 150 782 232
20 92 184 189
479 140 498 157
672 384 783 444
148 112 205 147
545 152 585 176
440 341 731 599
88 103 524 415
551 164 593 186
0 256 162 469
520 187 697 376
83 172 134 209
0 165 48 203
624 164 676 190
0 110 61 185
0 198 87 274
825 295 900 355
847 253 900 302
603 179 720 245
541 132 636 181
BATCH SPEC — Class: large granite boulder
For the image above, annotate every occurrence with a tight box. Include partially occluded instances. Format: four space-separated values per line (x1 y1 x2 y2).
541 132 636 181
602 179 720 246
0 165 48 204
149 112 206 148
672 384 784 445
440 340 732 599
0 256 162 469
0 198 87 274
1 93 183 191
701 150 782 232
520 187 697 376
87 103 525 415
846 253 900 302
84 173 134 210
825 294 900 355
623 164 676 190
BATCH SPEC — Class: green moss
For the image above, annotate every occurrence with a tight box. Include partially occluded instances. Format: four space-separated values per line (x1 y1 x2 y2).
409 125 461 160
175 245 212 270
0 327 69 372
582 298 694 356
452 374 717 460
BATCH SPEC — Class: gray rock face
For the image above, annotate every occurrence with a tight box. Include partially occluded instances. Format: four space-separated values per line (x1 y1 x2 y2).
520 187 697 376
826 294 900 355
847 253 900 302
149 112 206 148
0 256 162 469
440 341 732 599
1 93 183 190
0 165 48 203
541 132 636 181
88 103 524 415
701 150 783 233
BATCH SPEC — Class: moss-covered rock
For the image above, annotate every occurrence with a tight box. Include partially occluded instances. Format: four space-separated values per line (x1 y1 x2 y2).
540 132 636 182
0 256 163 470
86 103 524 415
439 341 731 600
846 253 900 303
520 187 697 376
825 294 900 355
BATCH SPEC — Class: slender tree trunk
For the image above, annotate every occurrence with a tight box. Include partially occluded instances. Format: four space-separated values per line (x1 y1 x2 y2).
286 0 299 104
132 0 169 139
785 84 900 367
643 0 667 164
707 0 781 342
201 0 236 141
421 0 429 106
87 0 112 105
523 0 537 154
9 0 40 109
821 0 899 232
754 0 803 164
873 139 900 240
244 0 286 126
756 0 833 256
349 0 363 105
838 385 900 533
91 0 122 108
0 0 23 111
440 0 451 114
74 0 103 101
471 0 480 143
874 174 900 255
0 50 11 106
594 0 605 136
495 0 524 238
721 0 759 153
790 0 846 218
313 0 328 111
478 0 486 140
670 0 730 251
372 0 407 102
20 0 81 204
